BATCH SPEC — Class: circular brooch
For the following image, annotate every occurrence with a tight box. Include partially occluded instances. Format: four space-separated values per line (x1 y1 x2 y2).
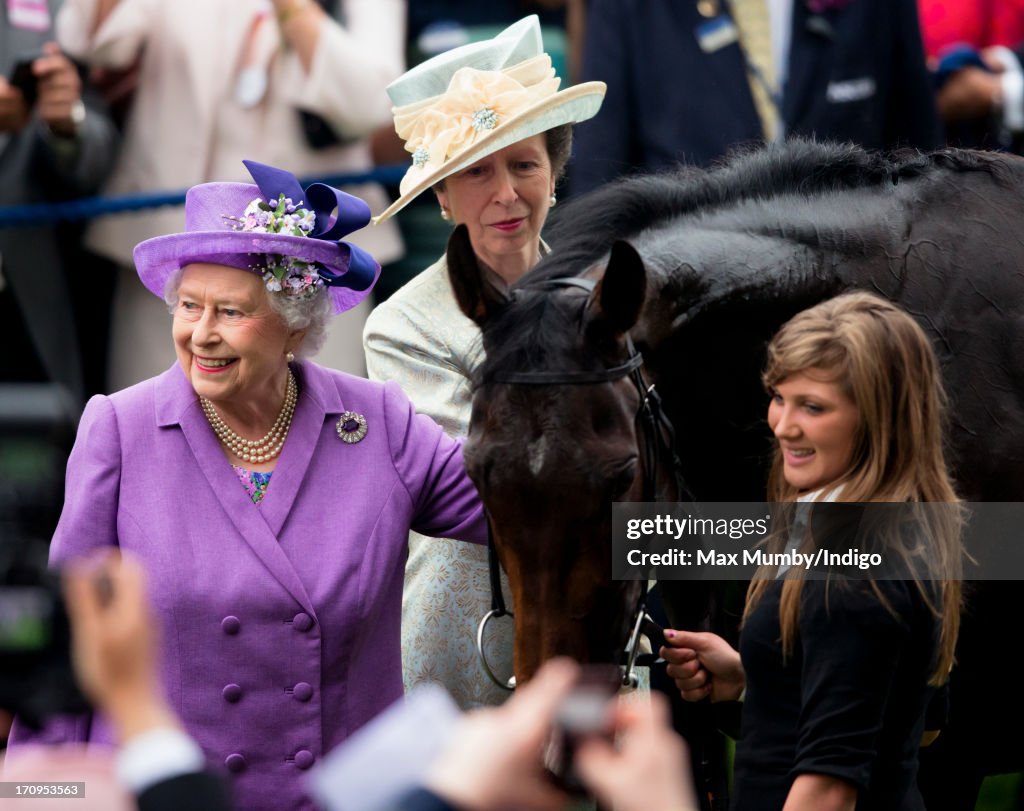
336 411 368 444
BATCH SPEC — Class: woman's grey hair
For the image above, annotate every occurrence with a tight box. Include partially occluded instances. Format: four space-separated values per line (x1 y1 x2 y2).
163 267 332 359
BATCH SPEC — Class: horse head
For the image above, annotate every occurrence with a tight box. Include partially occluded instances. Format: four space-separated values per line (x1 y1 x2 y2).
447 224 673 681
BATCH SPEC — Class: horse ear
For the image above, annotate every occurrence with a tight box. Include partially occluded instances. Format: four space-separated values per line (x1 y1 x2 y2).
446 224 507 326
591 240 647 334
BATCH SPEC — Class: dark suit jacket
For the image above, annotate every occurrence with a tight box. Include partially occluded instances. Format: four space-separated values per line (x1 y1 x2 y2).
571 0 942 193
138 776 453 811
137 772 233 811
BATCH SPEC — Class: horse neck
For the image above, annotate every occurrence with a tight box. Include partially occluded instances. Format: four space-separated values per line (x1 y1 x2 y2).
633 193 909 344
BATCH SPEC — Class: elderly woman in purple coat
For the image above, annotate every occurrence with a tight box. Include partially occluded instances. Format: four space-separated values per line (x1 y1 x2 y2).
9 161 486 811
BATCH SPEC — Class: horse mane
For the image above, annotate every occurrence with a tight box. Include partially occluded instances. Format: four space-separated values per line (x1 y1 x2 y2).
532 139 999 285
473 285 600 388
477 141 1002 387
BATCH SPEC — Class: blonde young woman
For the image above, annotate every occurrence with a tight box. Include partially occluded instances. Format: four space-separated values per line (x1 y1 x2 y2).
663 292 962 811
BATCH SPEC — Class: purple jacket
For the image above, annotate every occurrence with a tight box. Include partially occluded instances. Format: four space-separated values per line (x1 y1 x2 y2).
11 362 486 811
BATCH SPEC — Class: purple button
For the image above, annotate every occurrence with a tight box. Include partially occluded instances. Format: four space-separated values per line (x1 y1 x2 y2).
292 612 314 632
222 683 242 703
294 750 315 770
293 682 313 702
225 753 247 773
221 616 241 635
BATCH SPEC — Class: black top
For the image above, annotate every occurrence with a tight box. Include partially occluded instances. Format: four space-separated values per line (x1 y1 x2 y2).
137 772 233 811
137 776 458 811
734 578 939 810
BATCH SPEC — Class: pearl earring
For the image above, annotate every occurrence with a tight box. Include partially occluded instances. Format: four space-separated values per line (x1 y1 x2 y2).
549 194 557 207
440 208 451 221
286 351 295 363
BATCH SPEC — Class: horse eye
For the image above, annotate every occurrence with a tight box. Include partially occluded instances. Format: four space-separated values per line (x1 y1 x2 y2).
610 460 639 497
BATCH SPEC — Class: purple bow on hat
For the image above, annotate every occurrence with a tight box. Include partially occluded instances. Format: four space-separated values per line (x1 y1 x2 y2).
242 160 378 294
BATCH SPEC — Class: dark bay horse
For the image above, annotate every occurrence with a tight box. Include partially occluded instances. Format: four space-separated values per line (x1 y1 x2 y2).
447 140 1024 807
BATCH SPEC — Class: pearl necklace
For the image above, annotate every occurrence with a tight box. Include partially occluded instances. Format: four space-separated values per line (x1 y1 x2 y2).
200 370 298 464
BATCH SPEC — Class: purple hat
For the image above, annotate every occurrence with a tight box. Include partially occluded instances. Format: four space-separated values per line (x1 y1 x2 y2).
133 161 381 314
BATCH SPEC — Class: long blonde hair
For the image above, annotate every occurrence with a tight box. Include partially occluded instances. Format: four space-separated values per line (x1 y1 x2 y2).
746 292 962 683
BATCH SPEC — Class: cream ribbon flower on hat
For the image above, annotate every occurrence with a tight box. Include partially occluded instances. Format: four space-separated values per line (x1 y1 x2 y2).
392 54 560 196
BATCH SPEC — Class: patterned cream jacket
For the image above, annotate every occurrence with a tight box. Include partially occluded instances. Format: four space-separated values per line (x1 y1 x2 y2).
363 253 515 709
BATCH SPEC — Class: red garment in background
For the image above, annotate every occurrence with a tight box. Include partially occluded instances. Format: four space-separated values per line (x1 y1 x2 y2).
919 0 1024 58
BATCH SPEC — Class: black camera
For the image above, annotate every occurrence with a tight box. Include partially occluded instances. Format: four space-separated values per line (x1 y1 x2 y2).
8 52 41 108
0 384 87 730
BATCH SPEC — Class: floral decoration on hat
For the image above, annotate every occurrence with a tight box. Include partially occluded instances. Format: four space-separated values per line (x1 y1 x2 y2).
225 193 324 300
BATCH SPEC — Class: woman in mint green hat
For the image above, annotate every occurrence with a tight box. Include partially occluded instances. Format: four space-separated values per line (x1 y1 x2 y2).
364 15 605 709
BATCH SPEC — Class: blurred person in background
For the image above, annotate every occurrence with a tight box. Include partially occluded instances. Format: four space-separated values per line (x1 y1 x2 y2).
1 3 118 406
919 0 1024 152
3 554 228 810
364 16 605 710
571 0 942 194
54 0 405 391
63 555 231 811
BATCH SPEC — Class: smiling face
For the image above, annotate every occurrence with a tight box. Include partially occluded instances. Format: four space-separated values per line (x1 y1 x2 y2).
767 369 861 493
172 263 303 410
434 133 555 284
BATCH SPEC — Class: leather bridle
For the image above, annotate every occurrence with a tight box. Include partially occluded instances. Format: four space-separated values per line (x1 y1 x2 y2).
474 277 687 690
